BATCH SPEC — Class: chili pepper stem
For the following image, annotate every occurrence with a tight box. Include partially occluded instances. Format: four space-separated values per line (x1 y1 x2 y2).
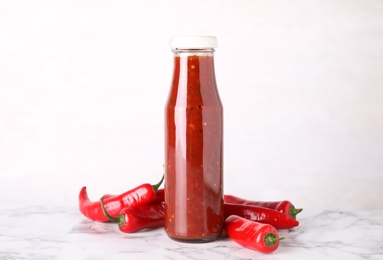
152 174 164 191
264 233 286 247
100 196 124 226
290 206 303 219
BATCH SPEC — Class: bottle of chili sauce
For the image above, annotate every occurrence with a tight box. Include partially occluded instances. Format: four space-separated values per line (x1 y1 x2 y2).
164 36 223 243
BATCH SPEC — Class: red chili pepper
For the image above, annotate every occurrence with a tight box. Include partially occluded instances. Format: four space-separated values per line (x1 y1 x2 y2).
224 195 303 219
224 203 299 230
79 175 164 222
225 215 285 253
100 197 165 233
151 188 165 204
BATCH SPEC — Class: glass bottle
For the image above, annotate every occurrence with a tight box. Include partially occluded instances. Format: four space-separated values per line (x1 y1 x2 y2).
164 36 224 243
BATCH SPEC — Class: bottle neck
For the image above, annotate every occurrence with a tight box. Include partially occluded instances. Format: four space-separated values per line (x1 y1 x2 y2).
171 48 217 101
168 47 220 109
172 49 216 79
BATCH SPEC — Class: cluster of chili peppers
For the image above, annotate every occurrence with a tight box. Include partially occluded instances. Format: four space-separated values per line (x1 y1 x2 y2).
79 175 302 254
79 175 165 232
223 195 302 253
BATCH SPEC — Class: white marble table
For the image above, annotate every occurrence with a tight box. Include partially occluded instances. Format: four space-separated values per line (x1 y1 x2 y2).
0 203 382 259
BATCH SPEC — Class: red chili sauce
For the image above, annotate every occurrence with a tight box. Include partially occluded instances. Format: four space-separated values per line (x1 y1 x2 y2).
165 53 223 242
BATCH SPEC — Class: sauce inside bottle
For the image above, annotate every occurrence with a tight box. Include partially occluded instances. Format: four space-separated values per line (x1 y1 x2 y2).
165 36 224 243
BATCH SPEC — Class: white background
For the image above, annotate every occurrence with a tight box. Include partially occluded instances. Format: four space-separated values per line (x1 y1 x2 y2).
1 0 382 210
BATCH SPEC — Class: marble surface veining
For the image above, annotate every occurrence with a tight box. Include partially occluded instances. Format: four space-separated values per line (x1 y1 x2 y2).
0 204 382 259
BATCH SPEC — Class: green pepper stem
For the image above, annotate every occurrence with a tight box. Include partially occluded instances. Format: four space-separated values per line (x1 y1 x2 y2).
290 206 303 219
100 196 119 223
264 233 286 247
152 174 164 191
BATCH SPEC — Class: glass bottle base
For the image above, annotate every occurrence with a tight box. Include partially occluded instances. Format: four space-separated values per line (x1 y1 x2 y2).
167 234 221 244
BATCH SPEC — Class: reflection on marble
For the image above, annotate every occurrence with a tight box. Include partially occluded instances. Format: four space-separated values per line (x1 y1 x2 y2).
0 205 382 259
